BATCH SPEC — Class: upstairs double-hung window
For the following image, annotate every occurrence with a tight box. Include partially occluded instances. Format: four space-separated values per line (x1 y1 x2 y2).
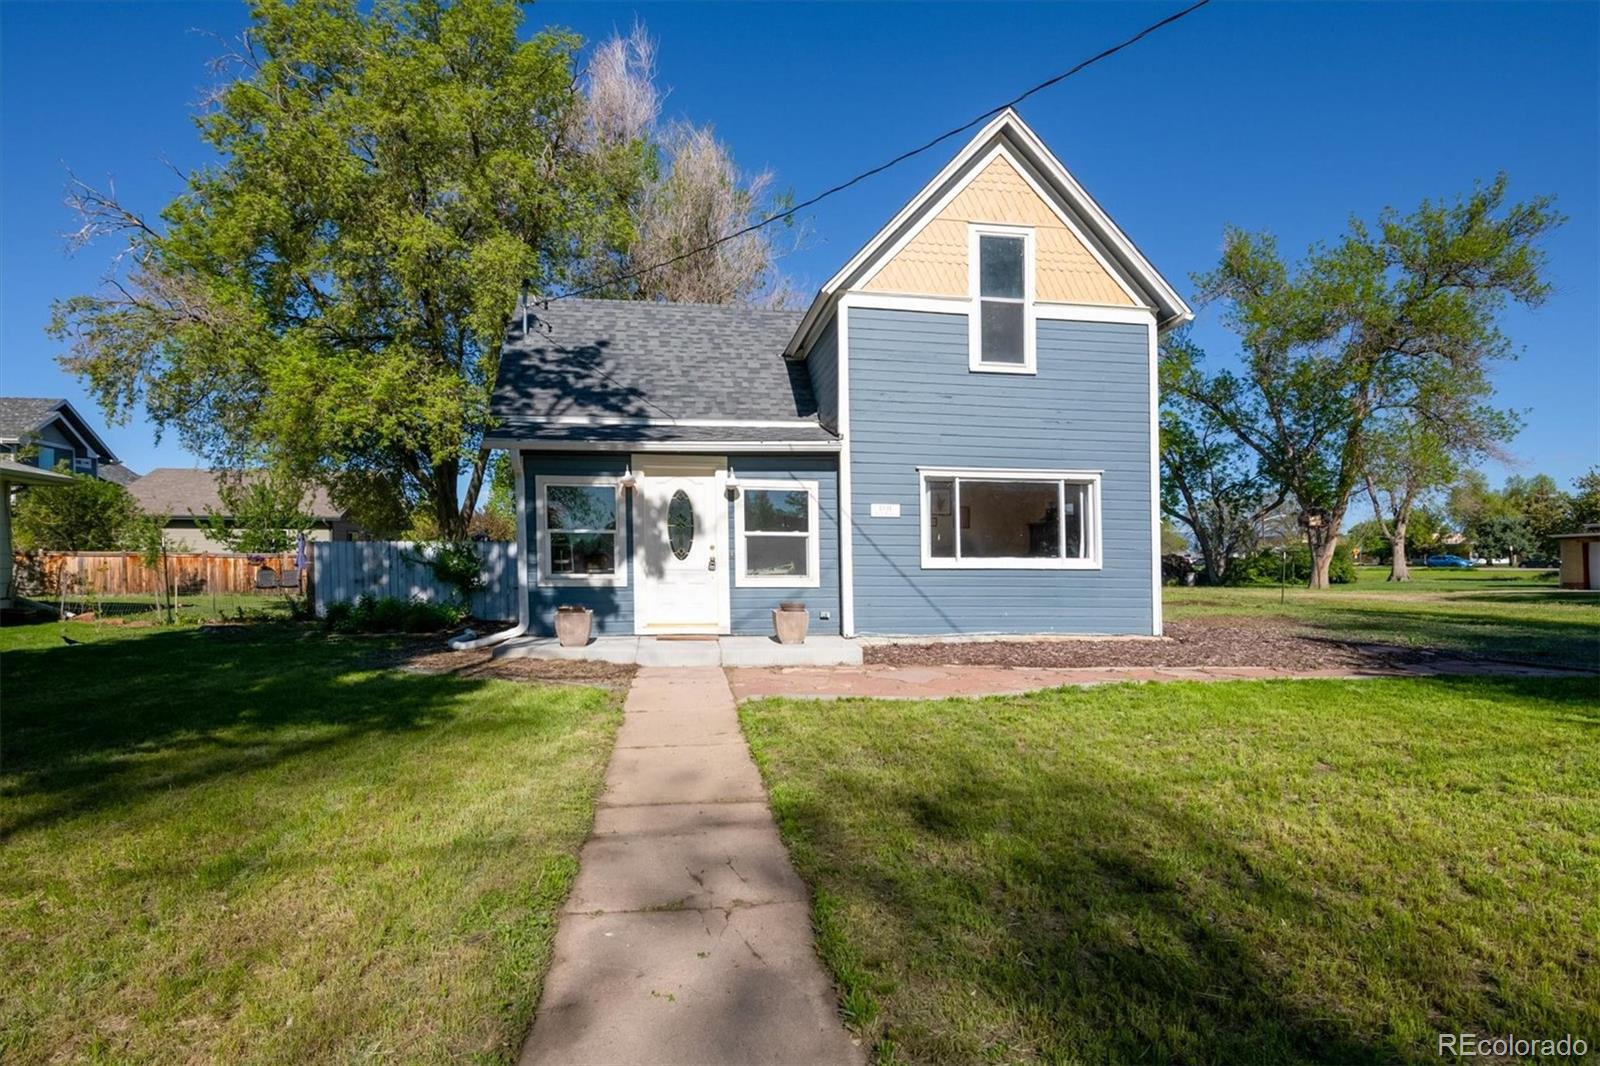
969 226 1035 373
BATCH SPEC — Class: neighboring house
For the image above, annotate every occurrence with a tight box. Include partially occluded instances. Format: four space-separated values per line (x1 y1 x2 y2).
486 109 1191 639
126 468 364 552
0 397 119 478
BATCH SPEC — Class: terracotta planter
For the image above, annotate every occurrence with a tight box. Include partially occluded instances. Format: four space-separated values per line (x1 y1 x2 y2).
772 602 809 645
555 605 593 647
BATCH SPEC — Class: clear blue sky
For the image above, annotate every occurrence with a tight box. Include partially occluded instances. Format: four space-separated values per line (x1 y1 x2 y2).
3 1 1596 492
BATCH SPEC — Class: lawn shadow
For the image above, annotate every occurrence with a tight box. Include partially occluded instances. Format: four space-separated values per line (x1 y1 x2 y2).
1297 603 1600 667
0 623 507 840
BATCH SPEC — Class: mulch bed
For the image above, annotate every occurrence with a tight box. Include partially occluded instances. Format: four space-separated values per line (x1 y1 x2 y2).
369 638 637 689
863 617 1437 672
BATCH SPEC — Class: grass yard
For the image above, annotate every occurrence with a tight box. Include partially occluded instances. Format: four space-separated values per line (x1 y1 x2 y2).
742 676 1600 1063
0 619 623 1064
1166 567 1597 668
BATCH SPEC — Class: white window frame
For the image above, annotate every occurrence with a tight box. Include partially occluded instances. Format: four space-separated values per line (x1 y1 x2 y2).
918 467 1101 570
967 223 1037 375
535 475 628 587
734 478 821 588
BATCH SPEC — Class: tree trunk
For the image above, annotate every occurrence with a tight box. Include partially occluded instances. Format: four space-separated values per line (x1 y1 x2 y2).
1306 526 1339 589
1191 527 1226 586
1387 521 1410 582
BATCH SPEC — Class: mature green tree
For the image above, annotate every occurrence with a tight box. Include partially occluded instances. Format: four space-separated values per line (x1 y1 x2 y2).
1172 176 1559 587
1569 468 1600 529
51 0 649 538
1361 397 1512 580
1470 513 1536 566
11 474 141 552
1502 473 1572 556
1159 339 1278 585
200 470 315 553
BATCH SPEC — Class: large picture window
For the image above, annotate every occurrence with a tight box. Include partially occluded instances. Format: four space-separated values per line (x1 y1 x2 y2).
735 479 820 588
920 468 1100 570
537 476 626 586
968 224 1035 373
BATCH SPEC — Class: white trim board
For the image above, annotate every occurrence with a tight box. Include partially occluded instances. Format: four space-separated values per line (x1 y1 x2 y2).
487 438 840 454
835 291 1157 327
835 302 856 637
503 416 828 429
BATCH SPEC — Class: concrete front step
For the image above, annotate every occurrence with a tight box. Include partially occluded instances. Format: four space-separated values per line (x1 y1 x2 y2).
493 634 863 667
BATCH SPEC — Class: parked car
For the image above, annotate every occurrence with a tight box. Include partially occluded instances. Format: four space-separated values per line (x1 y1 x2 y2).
1424 554 1474 568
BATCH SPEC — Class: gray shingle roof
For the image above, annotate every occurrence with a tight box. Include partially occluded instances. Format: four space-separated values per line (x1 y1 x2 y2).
0 396 119 462
97 463 142 486
127 468 343 520
0 397 67 440
491 300 828 442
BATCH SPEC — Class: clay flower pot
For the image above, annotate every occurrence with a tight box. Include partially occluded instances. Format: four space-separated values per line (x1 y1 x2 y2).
555 605 593 647
773 601 809 645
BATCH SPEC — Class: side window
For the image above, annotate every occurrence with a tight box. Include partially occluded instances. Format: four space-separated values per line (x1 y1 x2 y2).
920 469 1100 570
736 481 821 588
537 478 627 586
969 227 1035 373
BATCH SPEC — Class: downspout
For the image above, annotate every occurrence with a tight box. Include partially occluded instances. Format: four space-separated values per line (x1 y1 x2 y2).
450 448 530 651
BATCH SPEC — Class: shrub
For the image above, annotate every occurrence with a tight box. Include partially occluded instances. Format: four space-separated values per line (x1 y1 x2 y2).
321 596 464 634
1230 542 1357 585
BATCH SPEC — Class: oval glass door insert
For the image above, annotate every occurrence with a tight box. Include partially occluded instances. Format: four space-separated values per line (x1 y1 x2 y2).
667 489 695 560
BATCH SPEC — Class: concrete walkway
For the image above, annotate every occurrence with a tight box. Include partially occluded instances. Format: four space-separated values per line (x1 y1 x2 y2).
521 667 861 1066
726 659 1585 702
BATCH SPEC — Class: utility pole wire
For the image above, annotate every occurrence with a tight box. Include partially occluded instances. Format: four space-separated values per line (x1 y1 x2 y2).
549 0 1212 303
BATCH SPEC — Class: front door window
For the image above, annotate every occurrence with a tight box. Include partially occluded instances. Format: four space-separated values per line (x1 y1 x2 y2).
667 489 695 560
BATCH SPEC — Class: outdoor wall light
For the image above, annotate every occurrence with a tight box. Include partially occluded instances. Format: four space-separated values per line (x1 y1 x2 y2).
724 474 740 500
619 472 637 490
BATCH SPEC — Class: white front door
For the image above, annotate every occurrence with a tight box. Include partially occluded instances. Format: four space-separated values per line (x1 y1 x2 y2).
632 455 729 634
1588 541 1600 590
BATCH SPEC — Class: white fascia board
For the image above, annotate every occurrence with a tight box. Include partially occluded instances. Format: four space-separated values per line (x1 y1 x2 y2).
499 416 826 429
482 437 840 454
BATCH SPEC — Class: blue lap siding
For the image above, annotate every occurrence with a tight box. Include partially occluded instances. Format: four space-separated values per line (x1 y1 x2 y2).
522 452 636 636
805 316 840 434
727 454 842 635
522 450 841 636
845 307 1155 635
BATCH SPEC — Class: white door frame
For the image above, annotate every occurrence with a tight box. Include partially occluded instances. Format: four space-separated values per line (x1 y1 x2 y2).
630 453 731 634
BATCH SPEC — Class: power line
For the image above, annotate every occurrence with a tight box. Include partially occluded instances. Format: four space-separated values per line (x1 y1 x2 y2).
548 0 1211 303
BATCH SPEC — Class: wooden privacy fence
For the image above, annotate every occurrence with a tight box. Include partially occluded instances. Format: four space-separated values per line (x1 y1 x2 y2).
27 550 301 598
311 540 518 621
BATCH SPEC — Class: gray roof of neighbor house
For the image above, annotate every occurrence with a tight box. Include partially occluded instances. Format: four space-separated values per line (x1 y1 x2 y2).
97 463 142 486
127 468 343 521
491 299 834 443
0 397 119 462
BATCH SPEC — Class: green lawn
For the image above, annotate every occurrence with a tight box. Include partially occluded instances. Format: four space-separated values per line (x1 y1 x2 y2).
742 677 1600 1063
1167 567 1597 667
0 619 622 1064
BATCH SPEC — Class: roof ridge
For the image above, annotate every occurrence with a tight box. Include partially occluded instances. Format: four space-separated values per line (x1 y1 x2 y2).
541 296 802 316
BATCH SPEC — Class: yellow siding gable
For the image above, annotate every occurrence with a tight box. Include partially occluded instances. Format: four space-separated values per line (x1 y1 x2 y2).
862 154 1136 307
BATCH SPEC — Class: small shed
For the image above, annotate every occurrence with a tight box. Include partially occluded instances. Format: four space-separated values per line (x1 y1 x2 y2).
1553 524 1600 589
